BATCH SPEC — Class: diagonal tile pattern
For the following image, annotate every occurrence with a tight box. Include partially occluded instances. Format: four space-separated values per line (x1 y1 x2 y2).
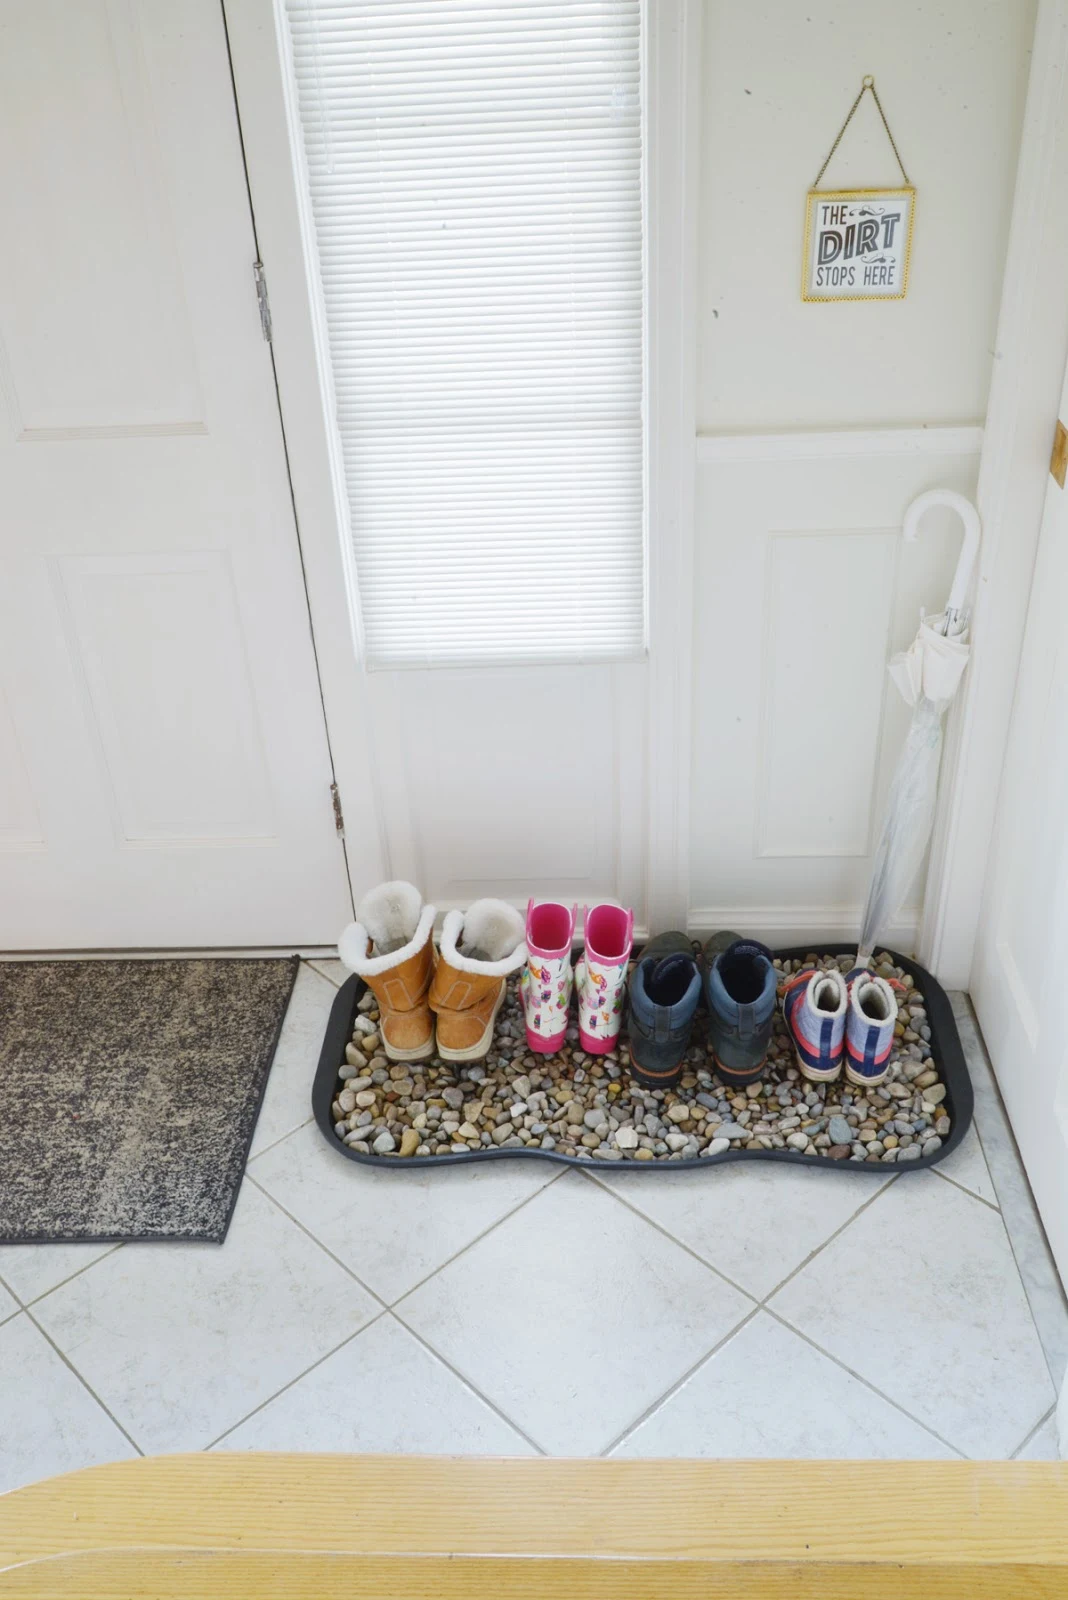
769 1173 1056 1458
0 964 1062 1492
0 1315 137 1493
31 1181 378 1455
249 963 340 1158
593 1161 891 1299
0 1277 19 1325
611 1312 959 1459
213 1313 537 1456
250 1117 557 1303
396 1171 756 1455
0 1242 117 1306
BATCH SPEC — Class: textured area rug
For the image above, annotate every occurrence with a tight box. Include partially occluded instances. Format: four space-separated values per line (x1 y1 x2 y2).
0 957 298 1244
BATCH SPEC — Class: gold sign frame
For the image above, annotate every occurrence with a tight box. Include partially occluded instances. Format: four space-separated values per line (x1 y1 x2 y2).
802 185 915 303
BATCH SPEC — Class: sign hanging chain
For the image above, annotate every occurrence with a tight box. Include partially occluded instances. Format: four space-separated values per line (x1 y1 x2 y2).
812 75 911 190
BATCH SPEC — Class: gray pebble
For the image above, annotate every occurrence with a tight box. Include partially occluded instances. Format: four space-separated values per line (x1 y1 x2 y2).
827 1115 852 1145
372 1131 396 1155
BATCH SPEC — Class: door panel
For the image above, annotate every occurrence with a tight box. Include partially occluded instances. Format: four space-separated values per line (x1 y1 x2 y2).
370 663 647 919
689 434 981 944
972 361 1068 1282
0 0 350 946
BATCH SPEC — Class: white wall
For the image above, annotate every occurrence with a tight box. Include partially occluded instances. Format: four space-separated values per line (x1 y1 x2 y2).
697 0 1035 432
688 0 1035 946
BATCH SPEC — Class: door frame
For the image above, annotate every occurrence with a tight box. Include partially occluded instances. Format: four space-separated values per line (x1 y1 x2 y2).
919 0 1068 988
222 0 702 927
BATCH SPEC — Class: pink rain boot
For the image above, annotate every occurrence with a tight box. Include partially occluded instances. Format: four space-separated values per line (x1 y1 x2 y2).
519 900 576 1053
575 903 634 1054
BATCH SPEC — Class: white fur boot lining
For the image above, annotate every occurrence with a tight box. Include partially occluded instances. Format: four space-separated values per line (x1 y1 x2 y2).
439 899 527 976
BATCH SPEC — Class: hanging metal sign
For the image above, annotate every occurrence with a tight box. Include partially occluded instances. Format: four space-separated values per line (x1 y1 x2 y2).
803 76 914 303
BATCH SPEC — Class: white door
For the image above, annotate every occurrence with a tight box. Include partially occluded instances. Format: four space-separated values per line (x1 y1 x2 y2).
971 354 1068 1286
224 0 698 939
0 0 352 948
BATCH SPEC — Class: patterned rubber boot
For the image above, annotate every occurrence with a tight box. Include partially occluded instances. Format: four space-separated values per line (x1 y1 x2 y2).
575 903 634 1054
519 900 576 1053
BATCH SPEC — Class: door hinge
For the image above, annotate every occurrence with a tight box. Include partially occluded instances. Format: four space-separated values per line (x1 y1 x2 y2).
1051 418 1068 489
253 260 272 342
330 782 345 837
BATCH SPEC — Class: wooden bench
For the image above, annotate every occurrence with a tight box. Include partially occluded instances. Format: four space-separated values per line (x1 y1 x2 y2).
1 1454 1066 1597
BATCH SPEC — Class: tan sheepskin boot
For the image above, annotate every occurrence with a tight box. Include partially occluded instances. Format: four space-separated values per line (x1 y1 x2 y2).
429 900 527 1061
338 881 437 1062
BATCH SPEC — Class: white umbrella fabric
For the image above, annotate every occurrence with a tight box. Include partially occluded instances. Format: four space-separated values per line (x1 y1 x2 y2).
855 491 979 969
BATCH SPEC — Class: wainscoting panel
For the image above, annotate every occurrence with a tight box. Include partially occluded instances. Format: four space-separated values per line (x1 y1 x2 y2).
689 427 982 947
368 661 648 921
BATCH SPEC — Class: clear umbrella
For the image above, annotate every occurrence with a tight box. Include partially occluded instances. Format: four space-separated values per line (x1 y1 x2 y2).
855 490 979 969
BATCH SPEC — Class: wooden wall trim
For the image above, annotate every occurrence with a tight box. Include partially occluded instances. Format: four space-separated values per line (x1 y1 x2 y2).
2 1454 1067 1596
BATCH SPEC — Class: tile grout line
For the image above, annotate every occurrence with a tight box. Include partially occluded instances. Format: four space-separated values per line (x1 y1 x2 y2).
20 1303 146 1460
931 1165 1000 1212
14 1246 126 1310
599 1305 764 1457
206 1304 543 1458
243 1173 392 1316
756 1174 900 1306
246 1163 564 1335
387 1310 548 1457
202 1308 392 1450
577 1168 761 1305
952 995 1068 1391
248 1115 316 1166
1011 1403 1058 1460
367 1169 568 1308
305 958 343 989
760 1305 969 1460
0 1270 20 1326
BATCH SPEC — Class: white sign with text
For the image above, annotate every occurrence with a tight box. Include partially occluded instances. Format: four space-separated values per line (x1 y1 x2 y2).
803 188 914 302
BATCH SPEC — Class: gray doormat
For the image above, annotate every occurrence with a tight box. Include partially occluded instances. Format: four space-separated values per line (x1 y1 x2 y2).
0 956 298 1245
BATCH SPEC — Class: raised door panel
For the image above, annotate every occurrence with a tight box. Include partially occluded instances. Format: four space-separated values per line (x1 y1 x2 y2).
53 552 276 845
369 663 646 920
0 0 202 437
0 682 43 849
689 437 980 943
758 530 897 859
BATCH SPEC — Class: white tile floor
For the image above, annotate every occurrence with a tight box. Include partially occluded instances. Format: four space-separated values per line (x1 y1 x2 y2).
0 963 1064 1492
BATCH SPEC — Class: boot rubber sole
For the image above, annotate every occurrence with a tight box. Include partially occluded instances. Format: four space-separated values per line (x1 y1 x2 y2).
713 1052 768 1088
844 1059 890 1089
579 1026 622 1055
436 982 507 1063
796 1048 843 1083
525 1028 567 1054
382 1034 435 1064
626 1048 683 1090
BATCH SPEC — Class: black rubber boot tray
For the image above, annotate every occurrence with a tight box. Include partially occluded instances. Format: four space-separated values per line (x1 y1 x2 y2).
311 946 972 1174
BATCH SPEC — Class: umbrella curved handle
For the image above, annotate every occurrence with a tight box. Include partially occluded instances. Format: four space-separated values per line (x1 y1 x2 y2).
902 489 981 624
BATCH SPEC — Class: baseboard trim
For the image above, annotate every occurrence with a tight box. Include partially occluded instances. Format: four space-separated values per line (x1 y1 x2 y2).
686 905 920 954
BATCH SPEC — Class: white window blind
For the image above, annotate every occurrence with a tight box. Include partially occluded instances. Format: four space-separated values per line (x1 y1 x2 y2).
285 0 645 668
